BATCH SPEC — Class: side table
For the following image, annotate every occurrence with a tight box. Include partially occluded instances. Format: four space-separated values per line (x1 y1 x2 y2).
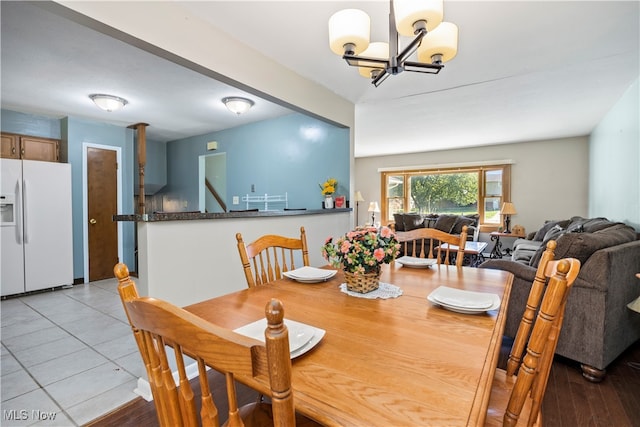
489 231 525 259
437 242 488 267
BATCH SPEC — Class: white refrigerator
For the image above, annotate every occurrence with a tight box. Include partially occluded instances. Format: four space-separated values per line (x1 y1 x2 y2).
1 159 73 296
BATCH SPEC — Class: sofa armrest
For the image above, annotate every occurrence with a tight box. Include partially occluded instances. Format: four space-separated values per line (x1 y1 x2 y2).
478 258 537 282
467 225 480 242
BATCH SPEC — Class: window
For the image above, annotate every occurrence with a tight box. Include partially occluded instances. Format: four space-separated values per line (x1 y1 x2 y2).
381 164 511 228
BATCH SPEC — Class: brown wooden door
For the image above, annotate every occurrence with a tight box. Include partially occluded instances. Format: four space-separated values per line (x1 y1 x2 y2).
87 147 118 281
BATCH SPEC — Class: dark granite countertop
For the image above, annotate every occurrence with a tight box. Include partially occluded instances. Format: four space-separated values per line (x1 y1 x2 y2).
113 208 351 222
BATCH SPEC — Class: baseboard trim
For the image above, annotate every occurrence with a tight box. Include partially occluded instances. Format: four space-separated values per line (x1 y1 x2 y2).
133 360 200 402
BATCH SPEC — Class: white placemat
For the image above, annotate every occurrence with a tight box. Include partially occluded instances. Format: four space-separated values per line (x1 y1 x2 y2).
339 282 403 299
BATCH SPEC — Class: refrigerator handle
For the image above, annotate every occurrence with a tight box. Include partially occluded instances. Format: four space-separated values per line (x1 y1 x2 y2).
22 179 28 244
15 178 23 244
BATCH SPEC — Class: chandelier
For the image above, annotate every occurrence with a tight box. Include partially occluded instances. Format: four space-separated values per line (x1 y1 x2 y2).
328 0 458 87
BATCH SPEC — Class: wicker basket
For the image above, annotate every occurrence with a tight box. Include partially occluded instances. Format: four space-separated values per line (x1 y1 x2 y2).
344 270 380 293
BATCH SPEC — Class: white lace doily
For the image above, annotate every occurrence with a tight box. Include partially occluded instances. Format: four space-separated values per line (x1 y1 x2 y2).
339 282 403 299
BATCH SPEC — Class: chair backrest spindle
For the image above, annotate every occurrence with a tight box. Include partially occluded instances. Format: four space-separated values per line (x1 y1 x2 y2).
237 226 310 288
395 225 468 267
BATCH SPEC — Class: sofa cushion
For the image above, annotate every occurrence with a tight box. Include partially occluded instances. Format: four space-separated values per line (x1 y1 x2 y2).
543 224 566 242
423 214 439 228
530 222 636 266
553 223 636 264
393 214 406 231
403 214 424 231
532 219 570 241
434 214 458 233
451 215 478 235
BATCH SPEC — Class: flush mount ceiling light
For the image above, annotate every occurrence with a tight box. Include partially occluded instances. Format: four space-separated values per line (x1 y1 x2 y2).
222 97 254 115
89 94 128 112
328 0 458 87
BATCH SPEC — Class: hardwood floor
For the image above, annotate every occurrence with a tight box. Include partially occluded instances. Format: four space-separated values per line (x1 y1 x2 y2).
86 340 640 426
542 341 640 427
85 369 259 427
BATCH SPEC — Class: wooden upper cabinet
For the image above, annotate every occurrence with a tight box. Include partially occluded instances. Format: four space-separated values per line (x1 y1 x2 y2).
0 133 60 162
1 133 20 159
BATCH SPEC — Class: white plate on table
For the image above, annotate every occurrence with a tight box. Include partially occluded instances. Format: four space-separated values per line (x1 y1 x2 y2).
427 286 501 314
283 266 337 283
396 256 438 268
234 319 325 358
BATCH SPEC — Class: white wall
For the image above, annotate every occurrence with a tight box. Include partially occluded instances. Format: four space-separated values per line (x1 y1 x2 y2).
354 137 589 236
589 78 640 231
137 212 351 307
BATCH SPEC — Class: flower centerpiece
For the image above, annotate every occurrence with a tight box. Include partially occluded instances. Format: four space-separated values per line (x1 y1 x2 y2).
319 178 337 208
322 226 400 293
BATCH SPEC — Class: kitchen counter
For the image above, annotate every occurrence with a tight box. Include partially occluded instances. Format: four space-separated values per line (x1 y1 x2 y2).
113 208 350 222
122 208 352 306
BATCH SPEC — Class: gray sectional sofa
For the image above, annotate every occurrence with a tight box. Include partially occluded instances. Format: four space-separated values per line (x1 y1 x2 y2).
480 216 640 381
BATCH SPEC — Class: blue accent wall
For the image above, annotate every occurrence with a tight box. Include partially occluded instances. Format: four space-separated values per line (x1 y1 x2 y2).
63 116 135 279
2 109 349 280
163 113 350 211
1 109 61 139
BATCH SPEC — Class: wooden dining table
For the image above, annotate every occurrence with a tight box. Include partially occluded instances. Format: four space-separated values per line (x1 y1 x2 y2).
184 263 513 426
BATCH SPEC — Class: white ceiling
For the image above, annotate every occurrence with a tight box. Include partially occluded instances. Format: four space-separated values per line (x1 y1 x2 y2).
2 1 638 158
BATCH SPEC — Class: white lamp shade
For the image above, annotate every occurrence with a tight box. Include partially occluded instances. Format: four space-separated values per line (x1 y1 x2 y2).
368 202 380 213
417 22 458 63
89 94 128 112
222 97 254 115
394 0 443 37
329 9 370 56
355 191 365 202
358 42 389 77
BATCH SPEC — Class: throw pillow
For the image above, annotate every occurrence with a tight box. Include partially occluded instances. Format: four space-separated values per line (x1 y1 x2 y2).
452 216 477 235
393 214 406 231
533 220 568 241
403 214 424 231
423 214 439 228
553 223 636 264
543 225 565 243
434 214 458 233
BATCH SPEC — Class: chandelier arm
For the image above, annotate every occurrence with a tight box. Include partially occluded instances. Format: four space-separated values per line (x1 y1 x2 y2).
396 30 426 64
403 61 443 74
372 69 390 87
342 54 388 68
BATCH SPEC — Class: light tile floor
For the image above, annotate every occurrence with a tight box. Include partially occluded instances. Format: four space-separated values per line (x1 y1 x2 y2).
1 278 145 426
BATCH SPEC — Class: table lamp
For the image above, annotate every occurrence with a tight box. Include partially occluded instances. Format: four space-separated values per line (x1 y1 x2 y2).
368 201 380 226
500 202 517 233
355 191 365 225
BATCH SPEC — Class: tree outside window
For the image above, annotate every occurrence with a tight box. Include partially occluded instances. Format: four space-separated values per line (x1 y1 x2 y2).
382 165 511 229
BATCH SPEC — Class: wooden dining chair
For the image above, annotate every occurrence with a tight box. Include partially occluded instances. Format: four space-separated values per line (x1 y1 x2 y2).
114 263 319 427
236 226 310 288
395 225 468 267
485 257 581 427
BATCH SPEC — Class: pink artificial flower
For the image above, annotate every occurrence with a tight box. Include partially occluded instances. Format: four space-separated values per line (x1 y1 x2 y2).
380 226 392 238
340 240 352 253
324 236 332 244
374 248 385 262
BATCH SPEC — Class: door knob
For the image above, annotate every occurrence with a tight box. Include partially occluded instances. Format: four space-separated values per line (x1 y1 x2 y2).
89 218 97 225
